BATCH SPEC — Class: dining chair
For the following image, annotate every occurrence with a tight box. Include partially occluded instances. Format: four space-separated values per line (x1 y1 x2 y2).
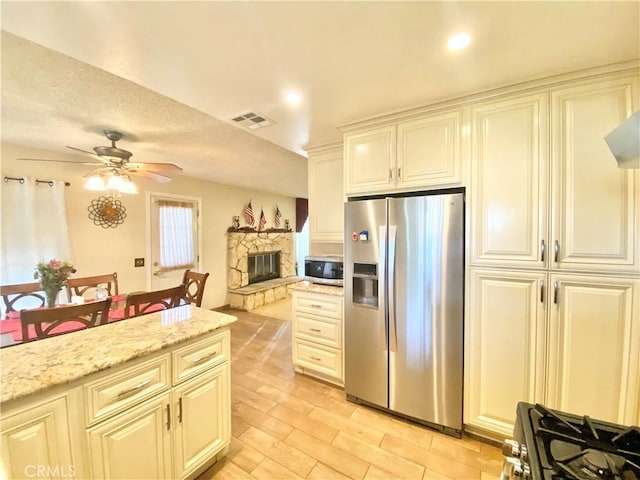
1 282 46 314
123 284 186 319
181 270 210 307
20 298 112 342
67 272 119 299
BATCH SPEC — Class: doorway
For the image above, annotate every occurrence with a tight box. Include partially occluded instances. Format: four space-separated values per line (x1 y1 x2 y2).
147 192 202 291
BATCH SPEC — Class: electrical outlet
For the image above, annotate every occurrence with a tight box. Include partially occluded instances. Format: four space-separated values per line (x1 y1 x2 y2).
134 258 145 267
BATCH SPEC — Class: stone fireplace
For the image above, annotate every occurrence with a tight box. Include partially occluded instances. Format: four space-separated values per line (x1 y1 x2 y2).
227 231 301 311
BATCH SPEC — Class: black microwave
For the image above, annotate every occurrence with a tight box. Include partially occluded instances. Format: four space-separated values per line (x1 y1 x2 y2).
304 256 344 286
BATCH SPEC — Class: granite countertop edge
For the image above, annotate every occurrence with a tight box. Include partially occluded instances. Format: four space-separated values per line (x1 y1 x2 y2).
289 281 344 296
0 305 237 404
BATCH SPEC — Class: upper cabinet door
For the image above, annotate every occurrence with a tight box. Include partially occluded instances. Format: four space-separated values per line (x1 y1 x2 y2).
551 75 639 273
396 109 463 189
308 144 344 243
470 92 549 269
344 126 396 195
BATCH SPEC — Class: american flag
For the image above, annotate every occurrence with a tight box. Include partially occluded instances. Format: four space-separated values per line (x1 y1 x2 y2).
258 207 267 231
244 200 255 226
274 205 282 228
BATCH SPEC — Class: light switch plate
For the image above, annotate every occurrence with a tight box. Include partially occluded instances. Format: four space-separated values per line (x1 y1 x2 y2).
134 258 145 267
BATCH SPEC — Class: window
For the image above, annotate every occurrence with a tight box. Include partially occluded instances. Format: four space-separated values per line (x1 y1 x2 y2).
157 200 196 272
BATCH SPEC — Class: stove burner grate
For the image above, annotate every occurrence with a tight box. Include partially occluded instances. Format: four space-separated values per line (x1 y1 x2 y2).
528 404 640 480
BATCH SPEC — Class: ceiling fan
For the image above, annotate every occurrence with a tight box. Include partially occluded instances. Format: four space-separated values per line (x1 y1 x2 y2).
19 130 183 184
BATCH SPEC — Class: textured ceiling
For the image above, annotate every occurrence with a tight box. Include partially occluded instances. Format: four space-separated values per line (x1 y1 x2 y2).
1 1 639 198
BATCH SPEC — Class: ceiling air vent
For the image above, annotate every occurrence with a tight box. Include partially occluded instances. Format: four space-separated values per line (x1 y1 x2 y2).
230 111 275 130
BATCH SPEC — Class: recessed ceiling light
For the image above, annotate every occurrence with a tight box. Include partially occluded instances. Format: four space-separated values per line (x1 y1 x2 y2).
447 33 471 51
285 92 302 105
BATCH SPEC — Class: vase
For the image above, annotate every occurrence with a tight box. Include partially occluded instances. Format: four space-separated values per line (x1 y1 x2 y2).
44 287 60 308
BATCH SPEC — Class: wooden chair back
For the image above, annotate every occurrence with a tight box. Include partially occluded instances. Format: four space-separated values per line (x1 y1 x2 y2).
67 273 119 299
181 270 210 307
123 284 185 319
20 298 112 342
1 282 46 313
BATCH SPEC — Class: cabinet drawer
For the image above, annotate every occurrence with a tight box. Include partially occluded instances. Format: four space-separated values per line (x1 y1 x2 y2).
294 313 341 348
293 339 343 380
293 292 343 319
172 329 230 385
84 355 170 427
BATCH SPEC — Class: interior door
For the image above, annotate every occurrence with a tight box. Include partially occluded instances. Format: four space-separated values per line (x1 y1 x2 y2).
149 193 201 291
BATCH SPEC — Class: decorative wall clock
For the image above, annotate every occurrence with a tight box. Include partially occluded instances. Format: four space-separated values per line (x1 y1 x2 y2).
88 196 127 228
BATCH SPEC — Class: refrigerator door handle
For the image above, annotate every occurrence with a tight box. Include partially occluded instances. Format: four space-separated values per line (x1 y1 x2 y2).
378 225 388 350
388 225 398 353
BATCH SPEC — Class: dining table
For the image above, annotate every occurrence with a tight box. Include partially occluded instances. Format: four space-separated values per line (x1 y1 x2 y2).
0 293 169 346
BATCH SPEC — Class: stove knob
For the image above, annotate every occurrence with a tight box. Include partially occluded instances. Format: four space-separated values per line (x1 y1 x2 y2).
502 439 522 458
506 458 531 479
520 445 528 463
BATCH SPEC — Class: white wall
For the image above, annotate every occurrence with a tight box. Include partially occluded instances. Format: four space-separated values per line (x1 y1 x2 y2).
1 142 299 309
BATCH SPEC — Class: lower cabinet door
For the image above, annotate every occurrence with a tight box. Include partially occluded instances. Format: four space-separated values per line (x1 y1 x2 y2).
87 393 172 479
1 395 76 480
546 274 640 425
172 363 230 479
465 269 546 437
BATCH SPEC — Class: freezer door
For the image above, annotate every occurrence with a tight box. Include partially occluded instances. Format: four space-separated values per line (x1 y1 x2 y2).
388 193 464 431
344 198 388 408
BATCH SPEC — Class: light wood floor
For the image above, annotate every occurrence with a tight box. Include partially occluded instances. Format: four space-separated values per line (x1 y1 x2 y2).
199 308 504 480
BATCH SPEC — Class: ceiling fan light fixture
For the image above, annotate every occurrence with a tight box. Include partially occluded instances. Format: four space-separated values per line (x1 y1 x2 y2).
119 179 138 195
84 175 107 191
85 172 138 195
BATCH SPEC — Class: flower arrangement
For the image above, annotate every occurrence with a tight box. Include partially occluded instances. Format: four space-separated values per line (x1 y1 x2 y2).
34 259 76 308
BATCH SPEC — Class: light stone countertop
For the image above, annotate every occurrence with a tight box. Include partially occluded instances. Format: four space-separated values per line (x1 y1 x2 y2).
289 281 344 296
0 305 237 404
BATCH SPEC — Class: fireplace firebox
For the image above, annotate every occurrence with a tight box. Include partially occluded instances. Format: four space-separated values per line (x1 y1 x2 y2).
248 251 281 284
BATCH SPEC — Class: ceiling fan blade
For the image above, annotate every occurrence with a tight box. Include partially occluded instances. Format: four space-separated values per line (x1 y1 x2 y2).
66 146 107 162
18 157 103 166
127 162 183 173
130 170 173 183
66 145 95 155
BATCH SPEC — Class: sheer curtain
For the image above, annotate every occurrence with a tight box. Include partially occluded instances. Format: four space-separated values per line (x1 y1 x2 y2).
158 200 196 271
1 178 74 285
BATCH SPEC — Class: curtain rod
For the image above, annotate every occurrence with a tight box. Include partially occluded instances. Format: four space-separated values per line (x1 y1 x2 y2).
3 176 71 187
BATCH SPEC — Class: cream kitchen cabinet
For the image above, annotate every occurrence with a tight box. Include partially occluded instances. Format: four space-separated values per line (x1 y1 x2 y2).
343 109 463 196
396 109 463 189
0 390 86 480
470 73 639 273
466 270 640 437
292 289 344 385
172 364 229 478
86 329 231 480
307 142 344 243
469 92 549 269
344 126 396 195
465 269 547 438
546 274 640 425
87 392 173 479
550 75 640 274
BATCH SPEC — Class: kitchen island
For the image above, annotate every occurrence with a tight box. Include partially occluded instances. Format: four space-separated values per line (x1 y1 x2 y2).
0 304 237 479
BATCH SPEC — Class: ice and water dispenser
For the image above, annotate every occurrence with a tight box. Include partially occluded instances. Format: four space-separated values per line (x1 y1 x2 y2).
352 262 379 308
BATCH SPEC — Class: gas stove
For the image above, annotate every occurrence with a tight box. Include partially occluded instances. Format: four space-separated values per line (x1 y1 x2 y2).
501 402 640 480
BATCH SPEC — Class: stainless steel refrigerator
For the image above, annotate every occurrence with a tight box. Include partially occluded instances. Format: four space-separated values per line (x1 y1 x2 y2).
344 191 464 437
